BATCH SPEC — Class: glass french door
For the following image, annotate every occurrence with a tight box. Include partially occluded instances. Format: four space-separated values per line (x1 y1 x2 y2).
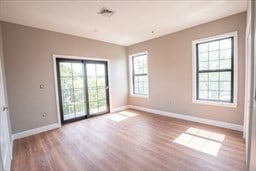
86 62 109 115
57 59 109 123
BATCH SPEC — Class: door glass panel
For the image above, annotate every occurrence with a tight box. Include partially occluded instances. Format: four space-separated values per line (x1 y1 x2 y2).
58 60 109 123
87 63 108 115
58 61 86 121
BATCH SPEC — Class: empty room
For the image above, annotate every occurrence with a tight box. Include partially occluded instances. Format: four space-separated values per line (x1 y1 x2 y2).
0 0 255 171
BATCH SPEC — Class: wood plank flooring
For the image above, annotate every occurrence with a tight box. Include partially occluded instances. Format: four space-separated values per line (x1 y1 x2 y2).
11 110 245 171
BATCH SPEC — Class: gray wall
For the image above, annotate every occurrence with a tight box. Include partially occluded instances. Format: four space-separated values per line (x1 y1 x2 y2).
127 12 246 125
1 22 128 134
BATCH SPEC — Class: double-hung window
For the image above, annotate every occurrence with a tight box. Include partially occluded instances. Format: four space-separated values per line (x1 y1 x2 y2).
129 52 149 97
192 32 237 107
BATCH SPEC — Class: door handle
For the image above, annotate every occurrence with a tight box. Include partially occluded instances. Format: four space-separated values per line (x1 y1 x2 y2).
105 86 109 90
2 106 8 111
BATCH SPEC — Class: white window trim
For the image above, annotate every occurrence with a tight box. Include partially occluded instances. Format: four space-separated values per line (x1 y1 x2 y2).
129 51 149 98
192 31 238 108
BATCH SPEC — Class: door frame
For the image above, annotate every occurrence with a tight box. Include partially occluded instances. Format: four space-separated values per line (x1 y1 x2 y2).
53 55 113 127
0 54 11 171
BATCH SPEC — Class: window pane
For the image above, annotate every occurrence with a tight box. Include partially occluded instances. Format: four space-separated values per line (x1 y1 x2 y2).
209 82 219 91
199 73 208 81
199 90 208 99
220 72 231 81
74 89 85 102
75 102 86 117
209 51 219 61
62 90 74 104
89 101 98 114
133 55 147 75
134 75 148 95
88 89 97 102
87 64 96 76
220 82 231 91
61 77 72 89
73 77 84 89
72 63 84 76
209 91 219 100
219 91 231 101
97 88 106 101
96 64 105 76
199 82 208 91
209 60 219 70
63 105 75 120
199 61 208 70
220 49 231 59
98 100 106 112
209 41 219 51
220 38 231 49
60 63 72 77
209 72 219 81
199 53 208 62
198 43 208 53
97 76 106 87
220 59 231 69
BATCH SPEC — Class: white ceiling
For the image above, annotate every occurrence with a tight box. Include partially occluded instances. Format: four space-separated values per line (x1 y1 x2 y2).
0 0 247 46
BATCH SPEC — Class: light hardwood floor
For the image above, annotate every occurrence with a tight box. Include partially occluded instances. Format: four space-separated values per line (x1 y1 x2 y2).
11 110 245 171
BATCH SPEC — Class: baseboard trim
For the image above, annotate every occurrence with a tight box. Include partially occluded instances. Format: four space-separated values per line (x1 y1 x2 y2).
111 105 129 113
12 123 59 140
127 105 243 131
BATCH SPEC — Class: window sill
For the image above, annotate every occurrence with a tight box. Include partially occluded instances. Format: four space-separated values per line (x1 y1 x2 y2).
130 94 149 98
193 99 237 108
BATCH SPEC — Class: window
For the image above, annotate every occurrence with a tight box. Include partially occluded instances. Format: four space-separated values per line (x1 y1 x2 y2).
129 52 149 97
192 32 237 107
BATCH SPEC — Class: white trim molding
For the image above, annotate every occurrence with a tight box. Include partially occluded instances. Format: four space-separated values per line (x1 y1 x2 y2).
127 105 243 131
192 31 238 108
12 123 59 140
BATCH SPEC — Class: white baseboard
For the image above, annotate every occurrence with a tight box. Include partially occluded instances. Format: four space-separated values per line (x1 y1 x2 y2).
12 123 59 140
111 105 129 113
127 105 243 131
11 105 243 141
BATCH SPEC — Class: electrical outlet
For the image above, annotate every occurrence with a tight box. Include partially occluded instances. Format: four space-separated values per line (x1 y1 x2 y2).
42 113 47 117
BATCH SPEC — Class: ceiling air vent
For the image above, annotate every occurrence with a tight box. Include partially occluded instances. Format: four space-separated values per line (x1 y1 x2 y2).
98 8 115 17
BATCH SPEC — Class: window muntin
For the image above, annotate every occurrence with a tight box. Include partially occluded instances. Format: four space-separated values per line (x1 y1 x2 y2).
196 37 234 103
131 53 148 96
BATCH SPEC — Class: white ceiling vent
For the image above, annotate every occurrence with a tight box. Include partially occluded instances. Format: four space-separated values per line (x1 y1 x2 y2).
98 8 115 17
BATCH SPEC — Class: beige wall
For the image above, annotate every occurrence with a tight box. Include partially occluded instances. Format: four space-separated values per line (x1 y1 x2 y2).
127 12 246 125
1 22 128 133
1 12 246 134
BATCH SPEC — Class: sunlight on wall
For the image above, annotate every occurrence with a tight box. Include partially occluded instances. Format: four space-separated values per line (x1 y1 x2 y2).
106 111 138 122
173 127 225 156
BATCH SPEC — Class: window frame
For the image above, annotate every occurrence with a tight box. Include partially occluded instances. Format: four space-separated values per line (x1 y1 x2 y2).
192 32 238 107
129 51 149 98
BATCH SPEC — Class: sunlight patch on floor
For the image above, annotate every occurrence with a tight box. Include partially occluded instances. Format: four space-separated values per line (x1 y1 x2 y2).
106 111 138 122
173 127 225 156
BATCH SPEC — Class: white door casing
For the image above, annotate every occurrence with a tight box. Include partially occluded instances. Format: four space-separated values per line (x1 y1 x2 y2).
0 55 11 171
